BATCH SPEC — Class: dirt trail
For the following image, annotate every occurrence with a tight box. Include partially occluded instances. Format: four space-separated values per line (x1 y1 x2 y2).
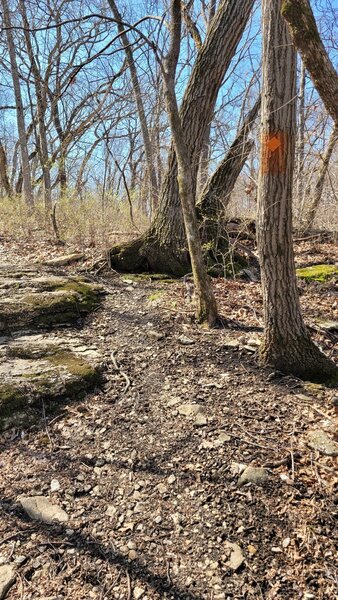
0 258 337 599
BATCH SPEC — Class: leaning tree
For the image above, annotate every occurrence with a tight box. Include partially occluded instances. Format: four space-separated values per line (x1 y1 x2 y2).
109 0 255 275
257 0 337 382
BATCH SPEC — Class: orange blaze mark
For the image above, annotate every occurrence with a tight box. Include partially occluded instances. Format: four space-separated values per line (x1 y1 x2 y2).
262 132 287 174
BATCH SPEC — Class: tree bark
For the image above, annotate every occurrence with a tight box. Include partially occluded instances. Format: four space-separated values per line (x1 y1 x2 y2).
281 0 338 125
257 0 337 383
198 97 260 241
303 125 338 231
0 141 12 197
109 0 255 275
161 0 218 326
1 0 33 207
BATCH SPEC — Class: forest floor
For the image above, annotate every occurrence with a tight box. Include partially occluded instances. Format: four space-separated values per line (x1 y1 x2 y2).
0 233 337 600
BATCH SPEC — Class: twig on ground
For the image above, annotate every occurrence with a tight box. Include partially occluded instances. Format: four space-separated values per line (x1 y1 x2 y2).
111 351 131 393
126 569 132 600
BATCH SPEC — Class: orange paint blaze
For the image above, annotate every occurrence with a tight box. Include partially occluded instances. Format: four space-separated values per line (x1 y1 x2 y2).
261 132 287 174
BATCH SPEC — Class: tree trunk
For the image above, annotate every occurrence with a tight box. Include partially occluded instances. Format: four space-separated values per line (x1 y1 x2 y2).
257 0 337 383
19 0 52 211
109 0 255 275
302 125 338 231
1 0 33 207
108 0 159 213
281 0 338 125
197 97 260 244
161 0 218 326
0 141 12 197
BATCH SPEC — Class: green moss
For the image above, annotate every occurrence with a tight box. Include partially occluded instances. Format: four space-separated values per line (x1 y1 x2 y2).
296 264 337 282
48 350 98 380
148 291 165 302
0 383 26 420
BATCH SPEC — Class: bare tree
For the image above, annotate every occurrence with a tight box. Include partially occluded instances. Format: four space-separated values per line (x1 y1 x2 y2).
1 0 33 206
281 0 338 125
109 0 255 274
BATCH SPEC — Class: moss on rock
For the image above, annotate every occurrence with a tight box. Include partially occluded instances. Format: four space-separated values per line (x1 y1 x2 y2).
296 264 337 282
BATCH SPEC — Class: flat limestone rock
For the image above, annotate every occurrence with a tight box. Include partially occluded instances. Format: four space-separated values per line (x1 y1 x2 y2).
0 266 103 333
19 495 69 524
307 429 338 456
0 334 103 430
0 564 16 600
42 253 84 267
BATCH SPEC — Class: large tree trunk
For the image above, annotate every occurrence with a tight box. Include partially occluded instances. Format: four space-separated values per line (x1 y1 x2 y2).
281 0 338 125
109 0 255 275
2 0 33 207
257 0 337 383
197 97 260 244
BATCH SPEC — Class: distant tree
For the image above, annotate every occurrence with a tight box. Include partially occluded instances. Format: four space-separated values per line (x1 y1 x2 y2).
257 0 337 381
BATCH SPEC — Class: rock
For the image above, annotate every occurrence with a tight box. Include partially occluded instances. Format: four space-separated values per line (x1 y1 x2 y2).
0 334 104 431
215 432 231 445
0 269 103 334
223 541 244 570
230 462 247 476
238 466 268 486
223 339 240 349
133 586 146 599
0 564 16 600
50 479 61 492
178 335 195 345
19 496 69 524
42 253 84 267
178 403 203 417
194 413 207 426
167 475 176 484
307 429 338 456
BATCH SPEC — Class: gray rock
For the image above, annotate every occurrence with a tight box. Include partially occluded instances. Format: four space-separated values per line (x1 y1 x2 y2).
178 403 203 417
0 564 16 600
194 413 207 426
223 541 244 570
307 429 338 456
19 496 69 524
178 335 195 345
238 466 268 486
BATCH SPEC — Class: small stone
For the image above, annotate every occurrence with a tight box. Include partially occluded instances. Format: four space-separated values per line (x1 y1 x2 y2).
13 555 26 566
128 550 137 560
19 496 68 524
282 537 291 548
178 403 203 417
156 483 167 494
307 429 338 456
238 466 268 486
194 413 207 426
167 475 176 484
223 541 244 570
178 335 195 345
50 479 61 493
0 564 16 599
106 505 117 517
133 586 146 599
154 515 162 524
134 502 145 513
271 547 282 553
215 432 231 445
230 462 247 476
247 545 257 556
